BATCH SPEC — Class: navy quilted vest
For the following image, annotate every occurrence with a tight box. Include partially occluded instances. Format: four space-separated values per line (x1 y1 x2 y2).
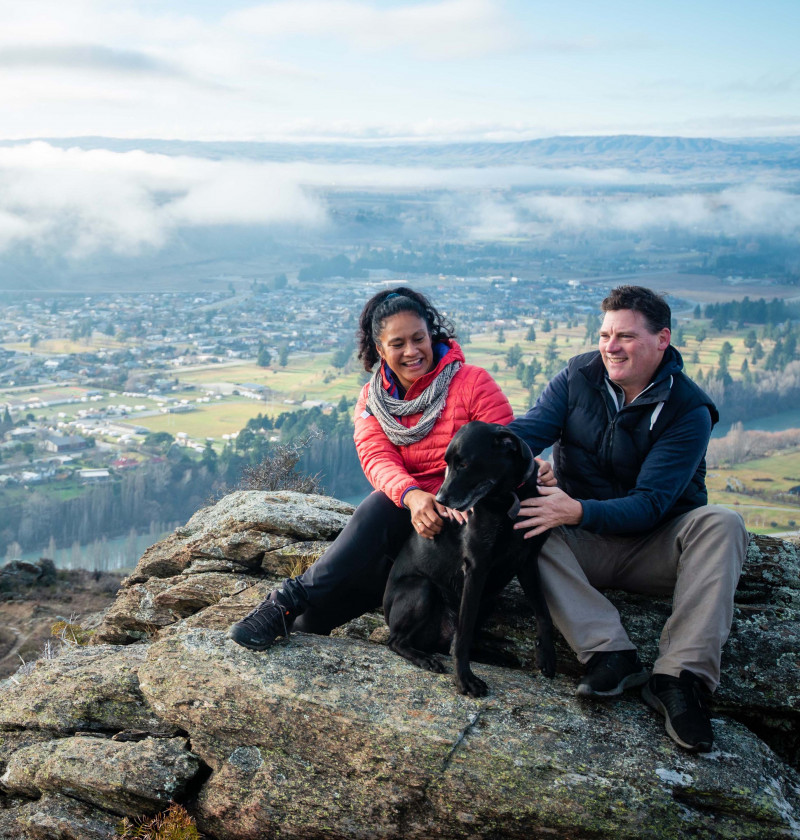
553 348 718 520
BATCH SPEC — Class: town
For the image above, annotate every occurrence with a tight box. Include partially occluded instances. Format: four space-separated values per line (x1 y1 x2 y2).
0 271 610 477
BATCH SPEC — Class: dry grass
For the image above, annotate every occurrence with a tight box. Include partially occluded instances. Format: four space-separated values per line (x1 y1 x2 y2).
238 432 323 495
117 802 202 839
277 554 319 578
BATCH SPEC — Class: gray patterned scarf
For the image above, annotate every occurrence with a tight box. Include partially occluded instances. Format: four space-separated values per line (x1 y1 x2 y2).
366 360 462 446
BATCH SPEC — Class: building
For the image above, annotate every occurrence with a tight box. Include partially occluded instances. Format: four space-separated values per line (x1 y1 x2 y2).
78 468 110 482
44 434 89 454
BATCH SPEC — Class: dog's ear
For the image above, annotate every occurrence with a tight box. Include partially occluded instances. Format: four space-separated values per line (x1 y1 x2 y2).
495 429 521 453
495 430 536 481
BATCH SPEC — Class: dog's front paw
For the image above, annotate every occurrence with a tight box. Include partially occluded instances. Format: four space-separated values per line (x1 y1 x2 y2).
457 671 489 698
421 654 447 674
536 638 557 679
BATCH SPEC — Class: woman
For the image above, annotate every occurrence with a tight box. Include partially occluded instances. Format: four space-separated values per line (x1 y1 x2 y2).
229 286 515 650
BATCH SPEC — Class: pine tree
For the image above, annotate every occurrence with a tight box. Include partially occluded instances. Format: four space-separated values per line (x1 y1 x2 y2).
257 344 272 367
506 344 522 368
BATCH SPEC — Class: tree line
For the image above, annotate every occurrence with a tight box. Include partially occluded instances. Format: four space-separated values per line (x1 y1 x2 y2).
701 297 795 328
0 454 218 557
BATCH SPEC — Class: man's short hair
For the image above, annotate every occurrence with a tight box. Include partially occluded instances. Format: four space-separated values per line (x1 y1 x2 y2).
601 286 671 334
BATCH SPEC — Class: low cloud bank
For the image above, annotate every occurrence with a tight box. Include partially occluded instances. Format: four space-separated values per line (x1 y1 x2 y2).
467 188 800 241
0 142 796 259
0 143 327 257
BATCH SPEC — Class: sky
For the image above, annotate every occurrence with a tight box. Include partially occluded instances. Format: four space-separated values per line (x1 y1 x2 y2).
0 0 798 142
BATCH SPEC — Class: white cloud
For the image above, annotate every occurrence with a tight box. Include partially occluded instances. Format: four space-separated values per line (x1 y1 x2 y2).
466 186 800 241
277 162 675 190
165 162 327 227
0 45 180 76
0 143 327 258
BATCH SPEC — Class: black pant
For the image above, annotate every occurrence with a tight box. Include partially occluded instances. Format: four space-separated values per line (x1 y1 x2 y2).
281 491 413 634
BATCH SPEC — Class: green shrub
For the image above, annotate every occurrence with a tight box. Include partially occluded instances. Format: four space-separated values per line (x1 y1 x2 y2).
51 621 94 646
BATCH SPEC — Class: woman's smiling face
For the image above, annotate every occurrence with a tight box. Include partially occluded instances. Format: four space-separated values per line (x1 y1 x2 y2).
376 311 434 391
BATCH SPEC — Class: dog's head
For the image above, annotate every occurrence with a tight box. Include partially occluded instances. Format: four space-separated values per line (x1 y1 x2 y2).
436 421 537 511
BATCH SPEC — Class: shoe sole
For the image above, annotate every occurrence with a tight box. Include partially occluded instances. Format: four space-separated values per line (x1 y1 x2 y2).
575 669 649 698
227 628 286 651
641 683 713 752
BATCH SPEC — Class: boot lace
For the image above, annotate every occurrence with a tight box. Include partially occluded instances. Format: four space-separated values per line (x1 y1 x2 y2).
241 598 293 640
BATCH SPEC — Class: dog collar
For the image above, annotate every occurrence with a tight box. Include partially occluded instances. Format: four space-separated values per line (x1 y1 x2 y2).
516 440 537 488
509 441 537 519
507 494 522 519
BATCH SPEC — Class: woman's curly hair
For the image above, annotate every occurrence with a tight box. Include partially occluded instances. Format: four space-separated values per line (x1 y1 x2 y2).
356 286 456 371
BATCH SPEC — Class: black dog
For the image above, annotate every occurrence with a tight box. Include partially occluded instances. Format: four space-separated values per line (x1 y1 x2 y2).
383 421 555 697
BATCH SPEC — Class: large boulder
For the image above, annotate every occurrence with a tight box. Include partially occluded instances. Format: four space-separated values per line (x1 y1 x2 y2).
94 492 800 767
138 628 800 840
0 644 175 736
91 572 254 644
13 793 124 840
0 558 56 594
1 491 798 839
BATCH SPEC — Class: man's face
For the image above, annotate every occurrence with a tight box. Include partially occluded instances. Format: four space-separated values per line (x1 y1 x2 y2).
598 309 670 400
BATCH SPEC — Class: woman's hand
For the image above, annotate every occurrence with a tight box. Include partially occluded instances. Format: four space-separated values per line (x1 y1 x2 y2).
404 489 467 539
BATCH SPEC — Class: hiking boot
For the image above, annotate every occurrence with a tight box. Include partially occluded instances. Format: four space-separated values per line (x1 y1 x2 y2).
228 591 302 650
576 649 649 697
642 670 714 752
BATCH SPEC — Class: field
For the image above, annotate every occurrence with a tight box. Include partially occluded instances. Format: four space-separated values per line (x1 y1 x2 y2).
175 353 366 398
5 335 126 354
706 449 800 534
0 316 777 438
132 399 285 439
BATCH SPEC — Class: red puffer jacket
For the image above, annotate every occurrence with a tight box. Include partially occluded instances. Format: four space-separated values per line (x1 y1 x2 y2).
354 340 514 507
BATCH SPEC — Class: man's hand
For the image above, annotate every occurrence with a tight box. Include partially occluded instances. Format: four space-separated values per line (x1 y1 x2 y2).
404 489 467 539
536 458 557 487
514 485 583 538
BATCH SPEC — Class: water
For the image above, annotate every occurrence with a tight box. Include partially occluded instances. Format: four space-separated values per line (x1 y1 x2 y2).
9 527 176 574
714 409 800 438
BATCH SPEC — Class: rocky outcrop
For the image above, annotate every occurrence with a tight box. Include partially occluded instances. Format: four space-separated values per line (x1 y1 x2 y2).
0 558 56 594
1 490 799 839
125 491 353 582
2 735 199 815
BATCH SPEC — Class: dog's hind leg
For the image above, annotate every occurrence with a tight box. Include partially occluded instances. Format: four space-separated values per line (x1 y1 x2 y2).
517 544 557 678
385 577 448 674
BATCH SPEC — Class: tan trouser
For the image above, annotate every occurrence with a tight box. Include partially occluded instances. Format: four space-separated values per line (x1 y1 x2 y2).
538 505 748 691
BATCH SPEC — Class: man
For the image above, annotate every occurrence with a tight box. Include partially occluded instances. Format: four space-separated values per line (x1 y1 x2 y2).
509 285 748 753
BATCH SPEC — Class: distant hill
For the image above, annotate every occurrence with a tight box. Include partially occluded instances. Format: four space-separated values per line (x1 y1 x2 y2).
3 134 799 169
